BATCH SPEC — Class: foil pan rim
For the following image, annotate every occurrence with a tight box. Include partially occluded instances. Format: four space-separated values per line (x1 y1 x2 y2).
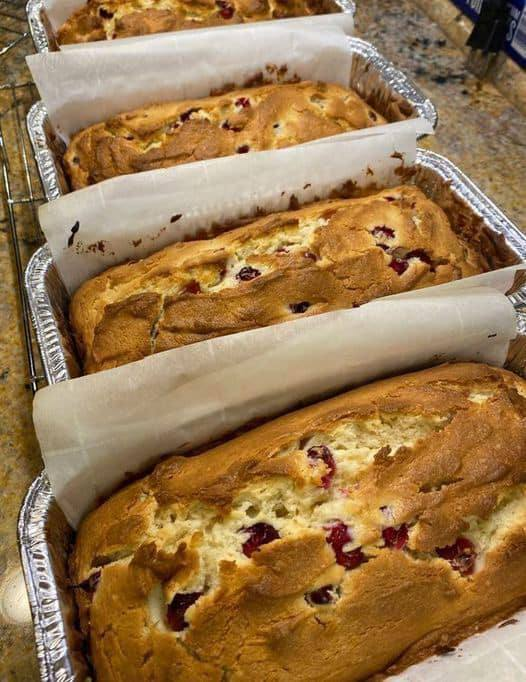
26 35 437 202
25 243 71 384
415 148 526 308
27 101 62 202
348 36 437 130
26 0 356 53
26 0 49 54
18 471 76 682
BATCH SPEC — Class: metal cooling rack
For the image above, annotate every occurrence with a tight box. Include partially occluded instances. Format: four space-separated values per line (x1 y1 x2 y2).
0 0 45 393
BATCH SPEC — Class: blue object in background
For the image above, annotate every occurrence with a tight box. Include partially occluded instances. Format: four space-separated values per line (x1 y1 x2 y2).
452 0 526 67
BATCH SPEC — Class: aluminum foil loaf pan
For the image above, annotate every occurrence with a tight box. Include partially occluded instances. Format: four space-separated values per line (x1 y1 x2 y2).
26 0 356 53
19 321 526 679
24 148 526 386
26 36 438 201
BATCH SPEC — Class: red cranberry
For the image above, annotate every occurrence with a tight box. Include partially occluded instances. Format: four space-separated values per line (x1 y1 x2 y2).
436 537 476 576
78 570 101 593
305 585 339 605
389 257 409 275
167 592 203 631
307 445 335 488
382 524 409 549
237 145 250 154
377 243 389 251
407 249 432 265
235 97 250 108
290 301 310 314
180 108 199 123
216 1 234 19
325 521 366 570
304 251 317 261
372 226 395 240
221 121 241 132
385 196 396 202
184 280 201 294
275 246 289 254
236 266 260 281
241 523 280 558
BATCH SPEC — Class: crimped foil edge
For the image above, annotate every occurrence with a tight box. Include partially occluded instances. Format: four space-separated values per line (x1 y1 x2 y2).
26 0 49 53
348 36 437 130
18 472 76 682
27 101 62 202
415 148 526 306
25 244 71 384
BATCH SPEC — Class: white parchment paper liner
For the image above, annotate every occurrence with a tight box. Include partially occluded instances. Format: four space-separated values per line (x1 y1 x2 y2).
398 609 526 680
33 285 519 528
39 129 432 293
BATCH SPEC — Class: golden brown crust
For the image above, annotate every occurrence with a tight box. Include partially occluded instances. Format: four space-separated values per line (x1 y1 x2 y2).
69 185 485 374
63 82 386 189
71 362 526 681
57 0 329 44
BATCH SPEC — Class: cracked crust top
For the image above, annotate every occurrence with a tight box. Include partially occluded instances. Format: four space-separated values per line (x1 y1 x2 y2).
63 81 386 189
69 185 486 374
57 0 329 45
71 362 526 681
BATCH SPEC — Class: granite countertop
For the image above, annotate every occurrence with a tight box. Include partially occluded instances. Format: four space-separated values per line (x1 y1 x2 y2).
355 0 526 231
0 0 525 678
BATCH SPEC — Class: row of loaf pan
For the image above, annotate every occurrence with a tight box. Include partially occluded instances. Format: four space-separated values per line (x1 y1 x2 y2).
26 36 437 201
19 141 526 678
26 0 356 52
19 15 525 682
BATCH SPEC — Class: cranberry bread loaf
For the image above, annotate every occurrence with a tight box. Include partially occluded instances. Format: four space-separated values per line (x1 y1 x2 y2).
71 362 526 681
70 185 486 374
57 0 328 45
63 82 386 189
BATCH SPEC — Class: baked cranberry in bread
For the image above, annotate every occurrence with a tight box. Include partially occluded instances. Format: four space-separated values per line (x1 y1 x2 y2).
63 81 386 189
69 186 486 373
57 0 329 44
70 362 526 680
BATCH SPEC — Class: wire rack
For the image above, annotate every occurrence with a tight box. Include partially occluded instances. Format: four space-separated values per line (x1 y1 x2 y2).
0 0 45 393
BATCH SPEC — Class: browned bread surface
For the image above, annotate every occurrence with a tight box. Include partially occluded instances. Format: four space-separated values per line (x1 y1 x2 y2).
70 185 485 374
63 81 386 189
57 0 329 44
71 362 526 681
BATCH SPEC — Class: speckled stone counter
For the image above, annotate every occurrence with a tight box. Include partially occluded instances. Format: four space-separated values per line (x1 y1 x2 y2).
355 0 526 231
0 0 525 679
